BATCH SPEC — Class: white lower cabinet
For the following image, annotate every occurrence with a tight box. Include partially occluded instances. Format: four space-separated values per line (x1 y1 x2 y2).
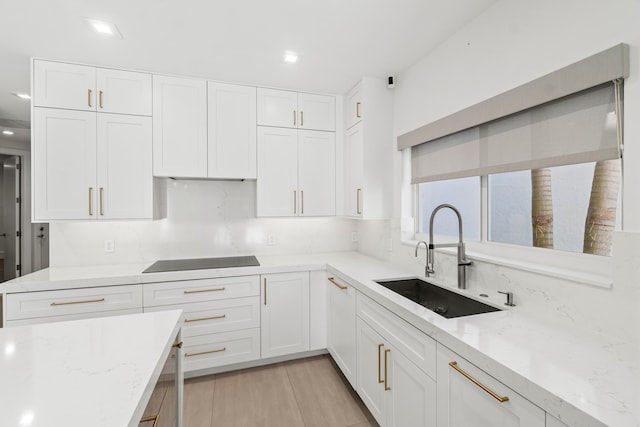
356 295 436 427
182 328 260 372
436 344 545 427
260 272 310 358
326 274 357 388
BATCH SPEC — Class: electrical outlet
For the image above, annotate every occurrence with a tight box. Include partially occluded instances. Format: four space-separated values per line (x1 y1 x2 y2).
351 232 359 243
267 235 276 246
104 240 115 253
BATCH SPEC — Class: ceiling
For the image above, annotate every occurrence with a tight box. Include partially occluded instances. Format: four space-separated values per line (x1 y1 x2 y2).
0 0 498 145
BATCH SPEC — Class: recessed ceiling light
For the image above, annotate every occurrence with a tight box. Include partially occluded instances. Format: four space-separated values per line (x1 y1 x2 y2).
284 51 299 64
86 19 122 38
11 91 31 100
2 130 15 136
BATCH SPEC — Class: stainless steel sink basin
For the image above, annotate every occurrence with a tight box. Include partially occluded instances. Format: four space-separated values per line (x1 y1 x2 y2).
375 278 501 318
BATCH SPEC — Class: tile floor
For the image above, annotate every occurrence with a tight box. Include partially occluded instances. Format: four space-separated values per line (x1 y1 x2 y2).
183 355 378 427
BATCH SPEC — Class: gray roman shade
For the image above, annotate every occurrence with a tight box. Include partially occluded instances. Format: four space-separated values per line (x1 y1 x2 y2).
402 44 628 185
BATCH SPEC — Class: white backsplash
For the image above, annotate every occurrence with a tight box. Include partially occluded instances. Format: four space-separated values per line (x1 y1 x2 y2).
358 218 640 345
49 180 357 266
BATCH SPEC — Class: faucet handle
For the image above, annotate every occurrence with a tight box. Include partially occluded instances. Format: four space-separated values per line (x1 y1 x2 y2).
498 291 516 307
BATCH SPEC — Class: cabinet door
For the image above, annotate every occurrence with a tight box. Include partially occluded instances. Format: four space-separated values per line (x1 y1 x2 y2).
97 114 152 219
298 130 335 216
356 318 386 426
298 93 336 131
33 60 96 111
327 275 357 388
261 272 310 358
257 88 298 128
208 82 257 179
256 126 298 217
436 345 545 427
387 348 436 427
344 122 364 217
345 83 363 130
96 68 152 116
153 75 207 177
33 108 97 220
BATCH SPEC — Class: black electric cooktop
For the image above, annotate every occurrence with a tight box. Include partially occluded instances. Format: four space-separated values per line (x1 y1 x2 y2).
142 256 260 273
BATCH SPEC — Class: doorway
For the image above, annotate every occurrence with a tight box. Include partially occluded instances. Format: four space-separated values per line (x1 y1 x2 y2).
0 154 21 281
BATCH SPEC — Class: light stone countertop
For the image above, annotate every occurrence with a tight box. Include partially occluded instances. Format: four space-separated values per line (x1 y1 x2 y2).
0 310 182 427
1 252 637 427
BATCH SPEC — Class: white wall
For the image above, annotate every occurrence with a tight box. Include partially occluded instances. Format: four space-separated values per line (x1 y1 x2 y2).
49 180 358 266
358 0 640 344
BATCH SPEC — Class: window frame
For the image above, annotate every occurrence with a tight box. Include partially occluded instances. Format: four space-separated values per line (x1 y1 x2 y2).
412 175 614 289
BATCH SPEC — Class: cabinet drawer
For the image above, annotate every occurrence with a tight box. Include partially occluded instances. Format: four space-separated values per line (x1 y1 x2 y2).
5 285 142 321
145 297 260 337
3 308 143 327
357 292 436 379
143 276 260 307
182 328 260 372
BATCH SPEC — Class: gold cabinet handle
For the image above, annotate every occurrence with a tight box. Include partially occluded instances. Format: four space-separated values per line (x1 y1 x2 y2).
51 298 105 306
356 102 361 118
172 341 183 349
449 361 509 403
300 110 304 126
99 90 104 109
327 277 347 290
99 187 104 216
184 314 226 323
263 277 267 305
183 287 225 294
185 347 226 357
293 110 296 126
356 188 362 215
88 187 93 216
301 190 304 214
88 89 92 107
377 344 384 384
384 349 391 391
140 415 159 427
293 190 297 214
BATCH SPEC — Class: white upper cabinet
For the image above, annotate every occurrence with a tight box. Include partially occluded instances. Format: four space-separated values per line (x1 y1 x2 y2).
345 83 363 130
97 114 153 219
207 82 257 179
298 92 336 132
33 60 151 116
257 88 335 131
257 127 335 217
34 60 96 111
96 68 152 116
343 77 393 219
33 108 97 220
298 130 336 216
153 75 208 178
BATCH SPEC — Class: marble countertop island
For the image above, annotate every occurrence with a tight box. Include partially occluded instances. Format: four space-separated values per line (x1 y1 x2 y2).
0 310 182 427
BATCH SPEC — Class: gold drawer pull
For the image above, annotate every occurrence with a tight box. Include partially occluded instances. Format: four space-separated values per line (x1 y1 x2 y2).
88 89 92 108
99 90 104 109
184 314 226 323
328 277 347 290
185 347 226 357
384 348 391 391
184 287 225 294
356 101 361 118
51 298 105 306
172 341 183 348
140 415 159 427
356 188 362 215
449 361 509 403
377 344 384 384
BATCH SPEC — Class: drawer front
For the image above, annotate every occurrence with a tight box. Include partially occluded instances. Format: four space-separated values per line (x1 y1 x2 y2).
145 297 260 337
357 292 436 379
3 308 143 327
182 328 260 372
6 285 142 321
144 276 260 307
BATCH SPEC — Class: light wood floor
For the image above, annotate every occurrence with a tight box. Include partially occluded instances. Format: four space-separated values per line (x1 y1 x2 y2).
183 355 378 427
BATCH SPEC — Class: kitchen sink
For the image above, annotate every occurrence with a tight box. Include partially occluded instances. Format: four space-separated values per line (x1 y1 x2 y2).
375 278 501 319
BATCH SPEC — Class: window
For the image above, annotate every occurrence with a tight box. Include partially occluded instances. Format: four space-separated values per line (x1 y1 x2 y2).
418 160 622 257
